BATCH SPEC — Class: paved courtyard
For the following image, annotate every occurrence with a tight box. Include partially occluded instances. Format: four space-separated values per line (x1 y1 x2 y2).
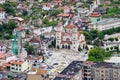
45 49 88 79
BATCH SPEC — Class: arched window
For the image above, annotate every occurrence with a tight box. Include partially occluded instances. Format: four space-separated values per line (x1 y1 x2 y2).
66 38 70 41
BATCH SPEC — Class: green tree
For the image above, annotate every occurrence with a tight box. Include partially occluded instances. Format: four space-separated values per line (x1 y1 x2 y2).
26 45 35 54
22 9 28 16
106 48 109 51
26 30 30 35
88 47 110 62
108 38 114 42
78 46 82 51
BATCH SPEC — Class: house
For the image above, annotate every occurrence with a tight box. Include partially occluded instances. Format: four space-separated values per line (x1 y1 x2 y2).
0 41 6 53
42 3 54 11
55 23 86 51
29 36 42 46
52 0 62 6
58 6 71 13
57 13 70 20
0 53 17 66
0 0 5 4
0 7 6 20
89 12 102 23
10 60 31 72
90 18 120 31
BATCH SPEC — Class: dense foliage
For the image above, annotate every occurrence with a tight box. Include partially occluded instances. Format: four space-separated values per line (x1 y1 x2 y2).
87 47 111 62
0 21 17 39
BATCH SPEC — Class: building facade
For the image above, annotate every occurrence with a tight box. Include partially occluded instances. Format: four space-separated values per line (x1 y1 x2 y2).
0 41 6 53
56 23 86 51
90 18 120 31
0 0 5 4
0 7 6 20
10 60 31 72
92 62 120 80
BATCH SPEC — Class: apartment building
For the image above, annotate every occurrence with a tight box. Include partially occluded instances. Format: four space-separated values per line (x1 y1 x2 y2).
10 60 31 72
90 18 120 31
82 61 94 80
92 62 120 80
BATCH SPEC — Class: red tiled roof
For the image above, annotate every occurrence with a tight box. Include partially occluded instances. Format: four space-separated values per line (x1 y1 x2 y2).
53 0 62 3
66 23 77 29
10 60 24 65
0 7 4 12
82 61 94 65
30 37 41 43
14 27 24 31
42 3 53 7
61 41 72 44
0 41 4 46
61 32 72 37
90 12 101 17
0 53 6 59
80 40 86 43
3 62 11 67
59 6 70 10
26 57 36 60
57 13 70 17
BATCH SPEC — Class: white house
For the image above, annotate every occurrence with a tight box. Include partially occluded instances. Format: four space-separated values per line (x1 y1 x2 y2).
10 60 31 72
90 18 120 31
0 41 6 53
55 23 86 51
58 6 71 13
0 0 5 4
0 7 6 20
42 3 54 11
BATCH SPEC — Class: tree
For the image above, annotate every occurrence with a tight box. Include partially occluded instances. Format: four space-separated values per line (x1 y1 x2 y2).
22 9 28 16
98 32 104 40
26 45 35 54
26 30 30 35
88 47 111 62
78 46 82 51
108 38 114 42
106 48 109 51
115 38 118 41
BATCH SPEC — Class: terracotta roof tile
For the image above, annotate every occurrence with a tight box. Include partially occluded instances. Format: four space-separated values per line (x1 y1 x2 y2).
59 6 70 10
36 69 46 75
0 7 4 12
66 23 77 29
57 13 70 17
90 12 101 17
0 53 6 59
10 60 24 65
61 41 72 44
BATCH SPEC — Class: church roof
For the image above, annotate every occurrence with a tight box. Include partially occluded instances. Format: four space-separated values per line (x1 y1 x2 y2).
66 23 77 29
30 37 41 43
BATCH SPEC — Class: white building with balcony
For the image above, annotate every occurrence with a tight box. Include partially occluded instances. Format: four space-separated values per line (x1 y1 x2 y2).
90 18 120 31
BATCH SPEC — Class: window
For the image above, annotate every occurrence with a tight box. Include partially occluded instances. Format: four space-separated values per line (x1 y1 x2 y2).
11 67 14 69
16 68 18 70
19 69 21 71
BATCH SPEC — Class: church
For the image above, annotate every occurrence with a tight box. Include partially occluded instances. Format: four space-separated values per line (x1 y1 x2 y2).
55 22 86 51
